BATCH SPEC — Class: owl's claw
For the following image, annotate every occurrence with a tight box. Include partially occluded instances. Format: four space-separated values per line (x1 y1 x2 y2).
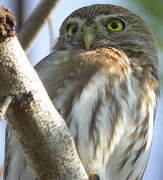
89 173 100 180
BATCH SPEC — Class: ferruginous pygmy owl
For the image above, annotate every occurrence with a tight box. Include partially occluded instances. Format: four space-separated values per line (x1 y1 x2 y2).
4 4 159 180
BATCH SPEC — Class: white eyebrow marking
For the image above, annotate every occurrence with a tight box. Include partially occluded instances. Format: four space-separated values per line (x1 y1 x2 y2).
66 17 85 25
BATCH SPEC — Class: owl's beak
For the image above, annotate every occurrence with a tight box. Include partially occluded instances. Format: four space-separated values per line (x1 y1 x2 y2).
83 32 95 50
82 25 96 50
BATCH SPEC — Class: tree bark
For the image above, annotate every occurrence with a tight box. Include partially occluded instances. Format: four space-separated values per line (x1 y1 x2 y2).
0 5 88 180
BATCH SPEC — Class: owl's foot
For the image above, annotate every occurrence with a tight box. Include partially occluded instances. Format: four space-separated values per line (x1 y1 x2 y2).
89 173 100 180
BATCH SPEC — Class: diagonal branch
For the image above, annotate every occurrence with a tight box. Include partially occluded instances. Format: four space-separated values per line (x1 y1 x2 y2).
18 0 59 52
0 5 88 180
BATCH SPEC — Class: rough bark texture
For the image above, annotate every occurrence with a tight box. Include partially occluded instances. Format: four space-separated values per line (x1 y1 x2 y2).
0 5 88 180
18 0 60 52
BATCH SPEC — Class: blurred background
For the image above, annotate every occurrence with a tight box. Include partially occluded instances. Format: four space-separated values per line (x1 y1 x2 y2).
0 0 162 179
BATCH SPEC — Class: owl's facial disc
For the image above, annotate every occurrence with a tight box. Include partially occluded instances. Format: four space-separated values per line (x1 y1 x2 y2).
82 24 97 50
64 17 127 51
56 5 157 65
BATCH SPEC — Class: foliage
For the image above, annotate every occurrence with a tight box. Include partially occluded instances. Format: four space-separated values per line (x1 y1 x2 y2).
133 0 163 49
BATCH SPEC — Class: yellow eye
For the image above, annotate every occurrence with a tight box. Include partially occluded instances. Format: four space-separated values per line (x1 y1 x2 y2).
107 19 125 31
67 24 78 37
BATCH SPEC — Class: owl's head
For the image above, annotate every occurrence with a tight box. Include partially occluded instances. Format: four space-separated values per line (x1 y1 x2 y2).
55 4 157 65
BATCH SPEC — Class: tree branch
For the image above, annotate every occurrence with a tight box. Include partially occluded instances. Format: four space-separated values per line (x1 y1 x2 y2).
47 14 56 48
17 0 25 30
0 167 3 176
0 5 88 180
18 0 59 52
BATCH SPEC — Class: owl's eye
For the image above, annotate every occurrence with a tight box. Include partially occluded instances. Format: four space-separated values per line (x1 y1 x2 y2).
67 24 78 37
107 18 125 31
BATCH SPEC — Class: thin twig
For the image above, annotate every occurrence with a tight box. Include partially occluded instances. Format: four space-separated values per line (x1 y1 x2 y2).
0 167 3 176
47 14 56 48
17 0 25 30
18 0 60 52
0 96 13 120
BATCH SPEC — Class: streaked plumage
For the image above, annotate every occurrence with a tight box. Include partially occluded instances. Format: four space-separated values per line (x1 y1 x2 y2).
4 4 159 180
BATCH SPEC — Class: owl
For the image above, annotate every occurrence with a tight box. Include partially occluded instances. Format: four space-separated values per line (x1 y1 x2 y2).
4 4 159 180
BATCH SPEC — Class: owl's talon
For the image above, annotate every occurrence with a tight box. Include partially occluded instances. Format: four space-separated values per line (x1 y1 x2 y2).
89 173 100 180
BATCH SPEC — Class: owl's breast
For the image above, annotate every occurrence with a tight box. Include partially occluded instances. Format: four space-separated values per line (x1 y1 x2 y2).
50 49 158 180
52 70 112 174
52 66 157 180
52 64 135 174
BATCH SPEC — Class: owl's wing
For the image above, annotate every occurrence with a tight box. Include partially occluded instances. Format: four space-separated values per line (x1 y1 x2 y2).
4 125 35 180
4 52 59 180
35 51 62 99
